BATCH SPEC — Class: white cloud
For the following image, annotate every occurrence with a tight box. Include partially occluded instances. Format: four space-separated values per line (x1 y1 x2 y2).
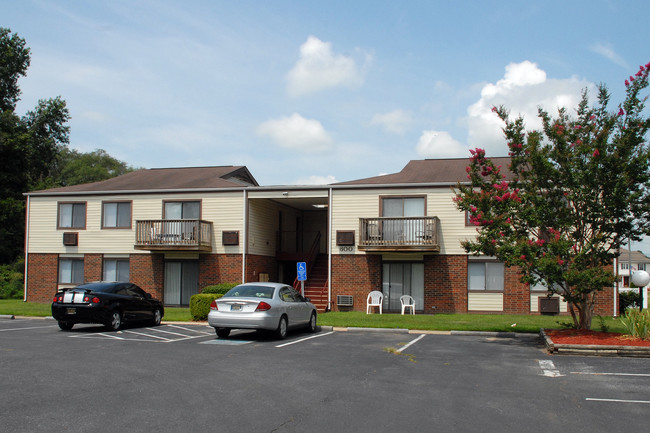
465 61 594 156
416 130 466 158
286 36 369 97
371 109 413 134
293 175 338 185
590 43 629 69
257 113 333 152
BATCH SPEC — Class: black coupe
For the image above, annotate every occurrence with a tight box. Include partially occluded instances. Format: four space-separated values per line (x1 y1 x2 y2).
52 282 164 331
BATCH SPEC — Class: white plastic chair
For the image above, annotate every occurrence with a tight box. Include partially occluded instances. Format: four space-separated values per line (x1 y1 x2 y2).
366 291 383 314
400 295 416 315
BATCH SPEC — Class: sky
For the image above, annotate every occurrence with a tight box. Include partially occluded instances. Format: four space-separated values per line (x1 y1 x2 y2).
4 0 650 251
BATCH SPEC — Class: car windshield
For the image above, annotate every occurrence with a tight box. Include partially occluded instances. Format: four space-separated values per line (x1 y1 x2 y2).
224 286 275 299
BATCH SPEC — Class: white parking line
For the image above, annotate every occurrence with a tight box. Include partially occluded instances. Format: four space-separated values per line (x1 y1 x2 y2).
396 334 425 353
571 372 650 377
586 398 650 404
165 324 213 335
0 325 58 332
275 331 334 348
539 360 564 377
124 330 173 341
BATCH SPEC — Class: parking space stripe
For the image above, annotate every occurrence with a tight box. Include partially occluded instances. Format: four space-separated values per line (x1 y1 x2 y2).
150 328 199 337
166 324 213 335
586 398 650 404
124 330 173 341
571 372 650 377
539 360 564 377
396 334 425 353
0 325 58 332
275 331 334 348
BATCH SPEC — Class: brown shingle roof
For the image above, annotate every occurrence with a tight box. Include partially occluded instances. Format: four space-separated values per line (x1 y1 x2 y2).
28 166 258 194
334 157 513 186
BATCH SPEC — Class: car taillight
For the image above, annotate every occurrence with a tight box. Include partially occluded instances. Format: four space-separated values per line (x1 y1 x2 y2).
54 295 63 303
83 296 101 303
210 300 218 311
255 301 271 311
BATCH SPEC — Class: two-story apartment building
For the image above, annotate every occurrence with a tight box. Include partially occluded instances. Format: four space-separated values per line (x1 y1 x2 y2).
24 159 614 315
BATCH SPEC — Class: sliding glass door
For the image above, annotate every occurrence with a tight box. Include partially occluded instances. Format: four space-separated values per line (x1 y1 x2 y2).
381 262 424 312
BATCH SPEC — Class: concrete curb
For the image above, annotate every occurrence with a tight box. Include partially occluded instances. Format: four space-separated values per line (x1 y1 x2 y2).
0 314 15 320
541 329 650 358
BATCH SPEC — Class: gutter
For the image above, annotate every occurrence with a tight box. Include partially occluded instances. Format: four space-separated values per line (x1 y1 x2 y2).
24 195 30 302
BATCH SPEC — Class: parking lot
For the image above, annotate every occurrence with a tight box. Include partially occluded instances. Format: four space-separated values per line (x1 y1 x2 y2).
1 317 649 432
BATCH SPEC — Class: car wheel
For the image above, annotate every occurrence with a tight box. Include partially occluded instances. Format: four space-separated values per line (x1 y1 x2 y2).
150 308 162 326
307 311 317 333
215 328 231 338
58 321 74 331
275 315 288 339
106 310 122 331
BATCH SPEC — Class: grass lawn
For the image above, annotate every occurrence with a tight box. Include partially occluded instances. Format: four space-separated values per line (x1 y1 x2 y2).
0 299 626 333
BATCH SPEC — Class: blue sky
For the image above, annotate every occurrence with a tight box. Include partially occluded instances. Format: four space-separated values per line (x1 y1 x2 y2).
4 0 650 251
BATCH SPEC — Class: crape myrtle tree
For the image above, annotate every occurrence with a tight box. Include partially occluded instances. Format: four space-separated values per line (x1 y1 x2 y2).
455 64 650 329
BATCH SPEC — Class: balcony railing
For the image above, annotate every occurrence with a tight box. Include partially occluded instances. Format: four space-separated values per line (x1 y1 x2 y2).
134 220 213 251
358 216 440 251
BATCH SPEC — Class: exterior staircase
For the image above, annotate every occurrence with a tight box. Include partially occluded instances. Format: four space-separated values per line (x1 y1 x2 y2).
301 254 329 312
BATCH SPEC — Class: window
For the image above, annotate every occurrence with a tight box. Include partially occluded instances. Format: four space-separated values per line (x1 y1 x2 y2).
103 258 130 281
381 196 425 217
59 258 84 284
102 202 131 228
639 264 647 271
164 201 200 219
468 261 504 291
58 203 86 229
621 263 629 270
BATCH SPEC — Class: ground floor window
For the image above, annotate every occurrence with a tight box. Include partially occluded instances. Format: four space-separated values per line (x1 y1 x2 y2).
468 261 504 291
103 258 130 282
59 258 84 284
164 260 199 305
382 262 424 311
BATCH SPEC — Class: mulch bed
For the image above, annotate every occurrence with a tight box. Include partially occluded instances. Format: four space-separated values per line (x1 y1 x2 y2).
545 329 650 347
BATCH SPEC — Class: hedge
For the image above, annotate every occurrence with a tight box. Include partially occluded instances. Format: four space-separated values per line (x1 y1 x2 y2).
201 282 240 295
189 294 223 321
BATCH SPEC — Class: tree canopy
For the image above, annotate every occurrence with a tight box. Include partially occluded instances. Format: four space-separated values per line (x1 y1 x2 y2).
455 63 650 329
0 28 134 264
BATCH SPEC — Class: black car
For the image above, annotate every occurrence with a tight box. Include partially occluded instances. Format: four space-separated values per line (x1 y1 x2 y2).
52 282 164 331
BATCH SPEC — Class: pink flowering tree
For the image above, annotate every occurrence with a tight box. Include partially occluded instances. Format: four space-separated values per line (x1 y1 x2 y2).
455 64 650 329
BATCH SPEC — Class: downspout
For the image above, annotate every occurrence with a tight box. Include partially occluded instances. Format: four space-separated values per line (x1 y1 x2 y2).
613 256 617 317
328 187 333 311
242 190 248 283
23 195 30 302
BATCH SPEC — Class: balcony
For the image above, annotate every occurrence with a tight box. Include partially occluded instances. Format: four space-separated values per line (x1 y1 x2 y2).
358 216 440 252
134 220 213 251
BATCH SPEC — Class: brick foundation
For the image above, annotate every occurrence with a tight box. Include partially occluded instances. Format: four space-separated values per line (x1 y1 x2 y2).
199 254 243 289
25 253 58 303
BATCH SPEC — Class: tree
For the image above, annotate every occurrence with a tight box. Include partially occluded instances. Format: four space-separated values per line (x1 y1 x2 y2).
455 64 650 329
0 28 70 263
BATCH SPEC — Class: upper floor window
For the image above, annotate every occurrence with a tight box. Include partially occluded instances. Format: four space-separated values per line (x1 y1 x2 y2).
468 261 504 291
58 202 86 229
59 258 84 284
620 263 630 270
102 202 132 228
381 196 425 217
639 264 647 271
164 201 200 219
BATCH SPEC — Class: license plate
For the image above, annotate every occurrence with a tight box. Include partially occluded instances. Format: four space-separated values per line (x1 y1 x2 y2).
66 308 76 315
231 304 242 311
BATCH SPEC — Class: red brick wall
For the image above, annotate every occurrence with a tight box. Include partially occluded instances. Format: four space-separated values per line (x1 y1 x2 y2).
330 254 381 311
245 254 277 283
424 255 467 313
25 253 58 303
84 254 103 283
503 264 530 314
199 254 243 288
130 254 164 300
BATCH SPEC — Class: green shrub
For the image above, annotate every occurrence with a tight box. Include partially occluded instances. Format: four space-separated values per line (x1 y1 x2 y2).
619 290 641 315
189 293 223 321
201 282 240 295
0 259 25 299
619 308 650 339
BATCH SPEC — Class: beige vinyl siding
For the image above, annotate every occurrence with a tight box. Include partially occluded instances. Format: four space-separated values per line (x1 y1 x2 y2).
468 292 504 311
330 187 476 255
530 294 568 313
27 192 246 255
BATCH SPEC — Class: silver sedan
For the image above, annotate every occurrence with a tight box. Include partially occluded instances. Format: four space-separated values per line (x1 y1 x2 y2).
207 282 317 339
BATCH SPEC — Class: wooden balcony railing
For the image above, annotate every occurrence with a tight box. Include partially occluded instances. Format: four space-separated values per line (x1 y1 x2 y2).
358 216 440 251
134 220 213 251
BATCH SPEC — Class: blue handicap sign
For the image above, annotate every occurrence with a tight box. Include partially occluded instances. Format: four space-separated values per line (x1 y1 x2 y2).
297 262 307 281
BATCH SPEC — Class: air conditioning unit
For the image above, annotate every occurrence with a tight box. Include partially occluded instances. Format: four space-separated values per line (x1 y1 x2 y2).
337 295 353 307
63 232 78 246
539 297 560 315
